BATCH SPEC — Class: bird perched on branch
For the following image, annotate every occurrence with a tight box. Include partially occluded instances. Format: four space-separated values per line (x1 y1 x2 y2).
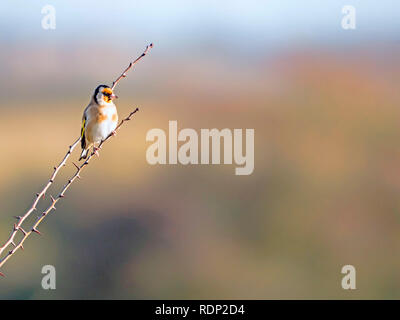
79 85 119 160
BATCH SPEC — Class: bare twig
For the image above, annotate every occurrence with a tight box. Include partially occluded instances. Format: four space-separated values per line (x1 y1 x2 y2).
0 108 140 273
0 138 80 259
111 43 153 90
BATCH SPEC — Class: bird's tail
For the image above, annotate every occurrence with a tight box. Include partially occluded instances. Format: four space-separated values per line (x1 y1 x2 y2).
79 148 89 161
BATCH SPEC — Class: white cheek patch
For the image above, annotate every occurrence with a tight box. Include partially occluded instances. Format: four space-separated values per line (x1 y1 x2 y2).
96 92 105 104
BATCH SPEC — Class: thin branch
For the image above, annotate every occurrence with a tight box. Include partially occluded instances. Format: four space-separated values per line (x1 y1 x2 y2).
0 108 140 273
0 137 80 259
111 43 153 90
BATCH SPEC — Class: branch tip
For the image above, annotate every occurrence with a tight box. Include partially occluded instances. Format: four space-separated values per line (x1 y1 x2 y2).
111 43 153 90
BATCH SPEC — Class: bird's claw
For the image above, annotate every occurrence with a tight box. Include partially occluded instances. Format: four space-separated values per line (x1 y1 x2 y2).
93 147 100 157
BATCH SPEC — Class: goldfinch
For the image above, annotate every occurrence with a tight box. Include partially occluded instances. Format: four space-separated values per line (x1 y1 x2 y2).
79 85 119 160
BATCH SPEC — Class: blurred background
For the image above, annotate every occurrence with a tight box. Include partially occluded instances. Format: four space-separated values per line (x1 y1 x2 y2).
1 0 400 299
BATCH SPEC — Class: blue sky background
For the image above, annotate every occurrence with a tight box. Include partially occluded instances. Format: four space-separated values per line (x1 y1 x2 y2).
1 0 399 51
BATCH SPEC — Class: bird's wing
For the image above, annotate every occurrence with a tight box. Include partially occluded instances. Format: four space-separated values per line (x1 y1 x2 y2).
81 116 86 138
81 105 92 149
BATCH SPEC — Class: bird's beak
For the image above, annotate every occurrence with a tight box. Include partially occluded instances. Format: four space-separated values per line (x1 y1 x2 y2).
110 94 118 100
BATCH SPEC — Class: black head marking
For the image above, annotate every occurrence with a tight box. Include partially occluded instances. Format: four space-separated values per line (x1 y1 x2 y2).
93 84 110 105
